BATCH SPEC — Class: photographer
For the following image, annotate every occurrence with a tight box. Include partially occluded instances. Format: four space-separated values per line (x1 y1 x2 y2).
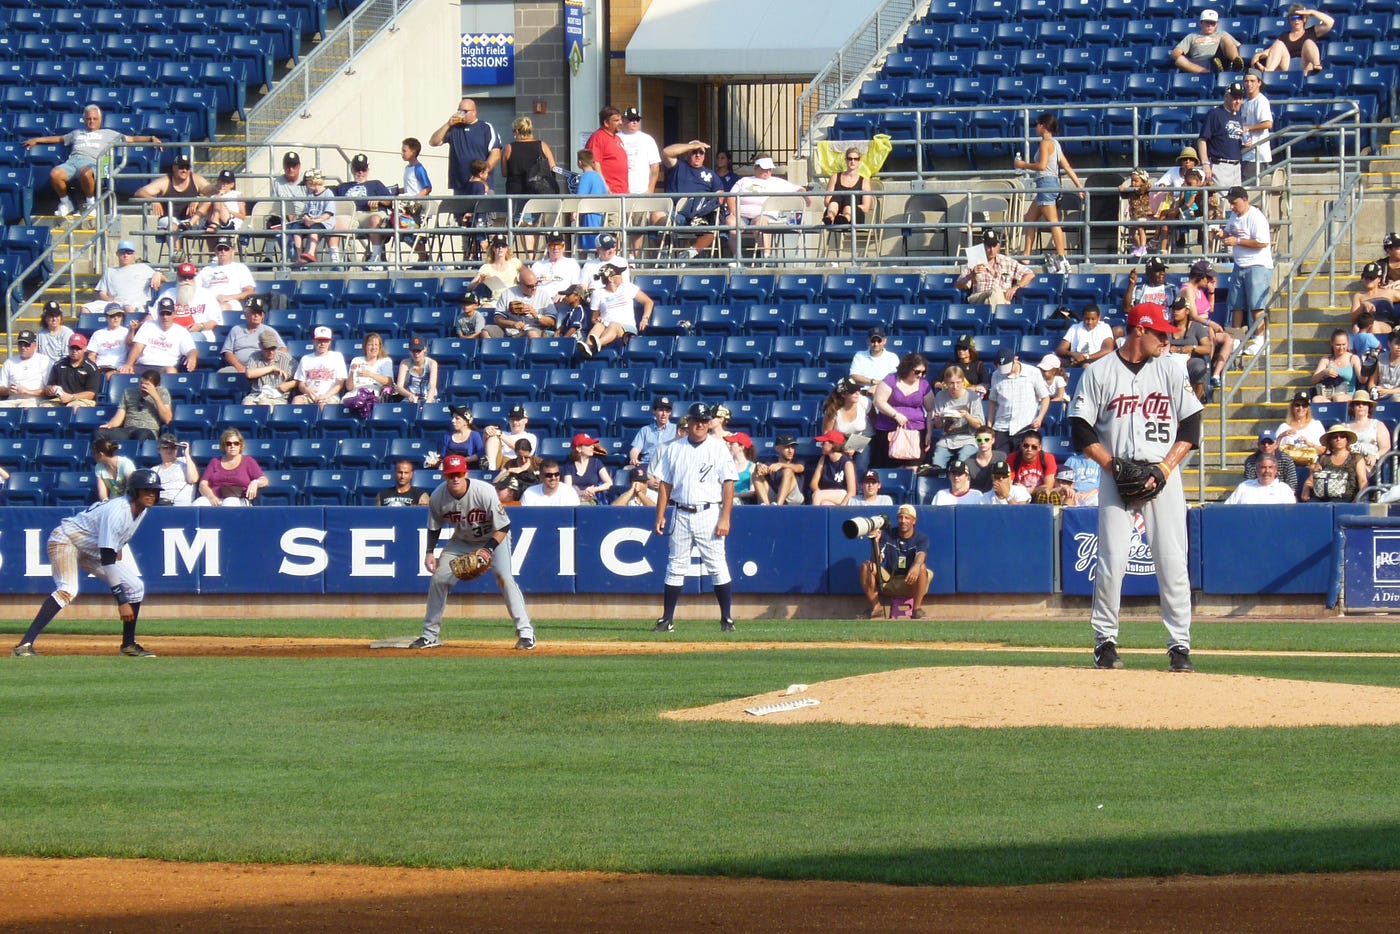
857 504 931 620
152 433 199 506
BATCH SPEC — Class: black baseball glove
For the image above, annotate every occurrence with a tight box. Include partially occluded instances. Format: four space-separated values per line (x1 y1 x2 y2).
1111 457 1167 504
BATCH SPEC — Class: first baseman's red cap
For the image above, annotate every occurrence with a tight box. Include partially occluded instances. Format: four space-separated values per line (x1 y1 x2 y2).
1129 303 1174 335
814 430 846 445
442 454 469 475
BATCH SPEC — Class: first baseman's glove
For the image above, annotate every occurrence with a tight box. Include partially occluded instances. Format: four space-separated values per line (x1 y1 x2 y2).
1111 457 1167 504
449 548 493 581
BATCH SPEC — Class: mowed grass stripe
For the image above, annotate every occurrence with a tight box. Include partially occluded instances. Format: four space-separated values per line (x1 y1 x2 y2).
2 650 1399 885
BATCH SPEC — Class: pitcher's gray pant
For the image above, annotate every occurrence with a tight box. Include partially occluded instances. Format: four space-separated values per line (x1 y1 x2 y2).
422 535 533 642
1090 469 1192 651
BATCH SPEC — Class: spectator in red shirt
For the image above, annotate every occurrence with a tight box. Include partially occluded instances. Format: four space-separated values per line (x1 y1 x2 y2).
1006 428 1058 495
586 106 628 194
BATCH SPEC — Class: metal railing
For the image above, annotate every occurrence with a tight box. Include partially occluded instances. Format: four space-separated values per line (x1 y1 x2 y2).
796 0 924 153
243 0 413 144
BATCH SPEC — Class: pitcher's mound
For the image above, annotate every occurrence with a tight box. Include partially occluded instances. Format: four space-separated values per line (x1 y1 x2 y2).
664 666 1400 730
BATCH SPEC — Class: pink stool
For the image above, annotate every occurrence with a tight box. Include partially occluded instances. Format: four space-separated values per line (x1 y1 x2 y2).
889 597 914 619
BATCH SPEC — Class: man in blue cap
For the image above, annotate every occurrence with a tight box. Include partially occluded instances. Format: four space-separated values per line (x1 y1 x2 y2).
95 239 164 315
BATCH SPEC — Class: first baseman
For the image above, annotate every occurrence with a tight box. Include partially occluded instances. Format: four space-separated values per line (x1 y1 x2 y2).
651 402 738 632
13 468 164 658
416 453 536 650
1068 303 1203 672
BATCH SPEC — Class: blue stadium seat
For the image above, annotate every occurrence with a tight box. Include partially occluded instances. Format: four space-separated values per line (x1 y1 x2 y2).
646 367 700 399
824 273 872 303
892 303 942 335
21 407 71 439
795 303 844 335
520 402 565 436
991 305 1036 334
970 51 1015 78
1020 274 1064 305
943 304 991 334
902 24 947 52
1013 49 1056 77
2 472 50 506
243 438 287 470
1058 108 1101 160
675 274 725 303
218 404 270 437
925 51 975 77
973 334 1012 361
496 370 544 401
948 77 992 107
992 77 1037 107
632 273 677 304
793 367 840 399
594 367 649 400
387 277 442 306
726 273 776 303
303 469 354 505
625 335 675 368
364 403 417 438
923 0 974 22
477 337 525 370
971 0 1017 20
360 307 404 339
1036 20 1083 49
819 335 862 367
844 304 893 335
350 469 392 505
695 303 743 335
52 471 96 508
921 335 961 365
774 274 824 303
0 438 38 471
874 469 911 505
566 401 619 438
673 336 723 368
692 368 741 400
387 438 435 467
948 23 994 49
829 113 876 141
871 273 922 304
616 401 659 432
1169 72 1213 101
742 367 797 401
767 399 820 435
742 303 797 336
520 337 573 370
1036 75 1085 105
721 336 774 368
445 369 498 402
770 335 821 366
859 78 905 108
539 368 591 401
994 22 1034 48
1019 334 1060 360
335 438 388 469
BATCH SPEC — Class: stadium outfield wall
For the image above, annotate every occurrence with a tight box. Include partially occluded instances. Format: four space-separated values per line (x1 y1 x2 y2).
0 505 1370 623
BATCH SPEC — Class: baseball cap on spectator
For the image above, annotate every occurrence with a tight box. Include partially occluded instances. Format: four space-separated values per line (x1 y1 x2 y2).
258 330 279 349
1226 81 1245 98
991 460 1012 478
995 346 1015 366
68 333 88 350
16 329 36 345
1362 262 1383 280
1226 185 1249 202
572 432 600 447
1200 9 1219 22
177 262 197 278
1190 259 1215 277
897 503 918 518
1055 466 1075 482
489 235 509 248
596 233 619 250
1291 390 1311 405
172 154 191 169
652 396 672 410
117 239 137 254
1258 428 1277 443
159 433 180 448
947 460 970 476
1246 68 1266 82
814 429 846 445
598 260 629 277
156 297 175 314
622 107 642 120
628 464 649 483
724 431 753 447
862 470 880 483
1385 233 1400 250
215 237 233 249
1145 256 1167 273
42 300 62 317
545 230 566 244
868 327 887 341
313 326 334 340
1037 353 1061 371
104 302 125 316
350 153 369 171
441 454 469 475
460 292 481 306
245 296 266 314
303 168 324 183
754 157 776 171
836 376 859 394
508 405 527 419
283 151 301 167
450 405 473 421
774 433 797 447
713 404 732 421
409 335 427 352
981 230 1001 246
217 169 236 184
956 334 974 348
1129 303 1173 335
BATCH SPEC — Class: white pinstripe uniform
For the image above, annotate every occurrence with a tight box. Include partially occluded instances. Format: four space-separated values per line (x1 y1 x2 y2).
47 497 148 607
1069 347 1203 650
652 433 737 586
422 477 532 642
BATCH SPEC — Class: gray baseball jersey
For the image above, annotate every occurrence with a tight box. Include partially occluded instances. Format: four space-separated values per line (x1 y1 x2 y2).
427 477 508 545
1069 351 1203 461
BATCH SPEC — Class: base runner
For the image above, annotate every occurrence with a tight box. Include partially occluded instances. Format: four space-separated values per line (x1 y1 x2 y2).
414 453 535 650
12 469 163 658
1068 303 1203 672
651 401 738 633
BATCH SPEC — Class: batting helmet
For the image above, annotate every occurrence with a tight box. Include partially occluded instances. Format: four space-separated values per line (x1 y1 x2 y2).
687 401 711 421
127 469 163 499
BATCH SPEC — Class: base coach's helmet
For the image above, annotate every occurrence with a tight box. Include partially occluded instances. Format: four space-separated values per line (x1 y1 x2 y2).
687 401 711 421
127 469 163 499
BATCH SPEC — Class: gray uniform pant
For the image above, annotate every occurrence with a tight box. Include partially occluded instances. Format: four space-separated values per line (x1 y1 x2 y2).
422 535 533 642
1090 469 1191 651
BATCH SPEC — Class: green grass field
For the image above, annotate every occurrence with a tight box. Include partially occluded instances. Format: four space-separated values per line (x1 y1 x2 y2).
2 617 1398 886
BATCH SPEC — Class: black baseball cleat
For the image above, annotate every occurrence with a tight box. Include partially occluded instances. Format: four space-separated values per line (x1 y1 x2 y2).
1094 642 1124 669
651 619 674 633
1168 646 1195 672
119 643 157 658
514 636 536 651
720 618 736 632
407 636 442 649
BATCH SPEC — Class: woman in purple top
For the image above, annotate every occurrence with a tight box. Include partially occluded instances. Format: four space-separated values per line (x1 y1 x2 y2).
869 352 935 468
196 428 267 506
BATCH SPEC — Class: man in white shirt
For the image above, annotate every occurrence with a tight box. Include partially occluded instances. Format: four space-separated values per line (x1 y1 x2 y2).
580 233 631 286
488 267 555 338
0 331 52 407
531 231 582 303
292 326 349 405
120 299 198 374
1223 454 1295 504
87 304 133 373
1217 186 1274 357
1240 70 1274 188
520 461 582 506
931 460 983 505
197 238 257 314
727 155 807 259
848 329 900 394
154 263 223 347
982 460 1031 504
986 347 1050 453
96 239 165 315
619 107 662 252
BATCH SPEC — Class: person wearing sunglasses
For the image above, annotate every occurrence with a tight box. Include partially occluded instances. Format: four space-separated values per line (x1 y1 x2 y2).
1249 4 1333 76
120 297 198 375
1241 428 1298 494
1006 428 1057 497
520 460 581 507
848 327 900 394
196 428 267 507
821 147 872 229
197 237 256 314
986 347 1050 454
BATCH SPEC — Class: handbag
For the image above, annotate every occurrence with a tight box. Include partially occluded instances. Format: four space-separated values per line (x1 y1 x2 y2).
888 426 921 460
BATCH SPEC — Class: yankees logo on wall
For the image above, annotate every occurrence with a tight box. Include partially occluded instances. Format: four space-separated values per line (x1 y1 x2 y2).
1061 508 1162 596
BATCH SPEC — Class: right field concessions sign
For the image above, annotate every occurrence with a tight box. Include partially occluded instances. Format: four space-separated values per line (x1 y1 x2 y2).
1341 522 1400 612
